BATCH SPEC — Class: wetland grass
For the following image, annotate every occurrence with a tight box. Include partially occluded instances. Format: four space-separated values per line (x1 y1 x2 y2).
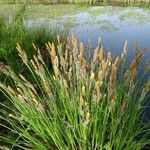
0 5 67 75
0 34 150 149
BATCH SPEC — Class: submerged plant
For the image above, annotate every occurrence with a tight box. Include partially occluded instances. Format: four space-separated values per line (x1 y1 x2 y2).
0 34 150 149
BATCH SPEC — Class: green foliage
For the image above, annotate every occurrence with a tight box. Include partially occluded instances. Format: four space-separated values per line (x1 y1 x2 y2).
2 0 150 6
0 35 150 149
119 10 150 23
0 4 67 75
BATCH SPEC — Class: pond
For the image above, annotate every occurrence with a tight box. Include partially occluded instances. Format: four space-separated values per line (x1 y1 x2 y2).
26 5 150 63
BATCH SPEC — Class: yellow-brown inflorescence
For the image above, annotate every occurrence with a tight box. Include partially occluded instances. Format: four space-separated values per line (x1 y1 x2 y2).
0 34 148 115
45 34 122 105
124 48 146 92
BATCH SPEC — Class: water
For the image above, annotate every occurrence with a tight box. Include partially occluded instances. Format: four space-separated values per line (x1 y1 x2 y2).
26 6 150 61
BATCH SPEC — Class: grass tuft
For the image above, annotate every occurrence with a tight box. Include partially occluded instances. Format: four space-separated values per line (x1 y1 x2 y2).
0 33 150 149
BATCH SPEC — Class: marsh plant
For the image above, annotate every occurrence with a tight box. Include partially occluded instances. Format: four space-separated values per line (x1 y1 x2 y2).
0 34 150 149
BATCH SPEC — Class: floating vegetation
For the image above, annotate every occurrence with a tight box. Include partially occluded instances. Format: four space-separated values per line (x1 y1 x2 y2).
26 4 80 18
61 16 80 28
119 10 150 23
96 19 119 32
0 4 87 19
87 7 113 16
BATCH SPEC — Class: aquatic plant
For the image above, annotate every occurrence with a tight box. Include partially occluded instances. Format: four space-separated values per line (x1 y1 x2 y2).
0 34 150 149
96 19 119 32
88 7 112 15
119 10 150 23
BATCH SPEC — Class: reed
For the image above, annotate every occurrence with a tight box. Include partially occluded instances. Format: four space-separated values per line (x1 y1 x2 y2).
0 33 150 149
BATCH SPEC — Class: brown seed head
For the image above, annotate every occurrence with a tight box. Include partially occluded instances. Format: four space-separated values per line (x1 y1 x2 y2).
65 49 68 62
79 42 84 60
99 46 104 62
98 70 103 82
69 54 74 66
114 57 120 69
80 95 87 108
90 71 95 80
110 66 117 87
82 58 88 70
93 47 99 63
57 34 60 44
73 47 78 58
51 43 56 59
107 51 111 61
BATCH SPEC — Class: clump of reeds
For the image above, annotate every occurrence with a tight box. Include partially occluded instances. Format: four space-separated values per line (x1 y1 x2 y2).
0 33 150 149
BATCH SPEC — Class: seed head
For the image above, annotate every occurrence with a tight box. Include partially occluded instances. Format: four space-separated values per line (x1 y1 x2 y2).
93 47 99 63
79 42 84 61
114 57 120 69
90 71 95 80
69 54 73 66
65 49 68 62
110 66 117 87
99 46 104 62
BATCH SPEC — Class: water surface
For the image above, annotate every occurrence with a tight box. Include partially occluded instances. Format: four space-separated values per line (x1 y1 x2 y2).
26 6 150 62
